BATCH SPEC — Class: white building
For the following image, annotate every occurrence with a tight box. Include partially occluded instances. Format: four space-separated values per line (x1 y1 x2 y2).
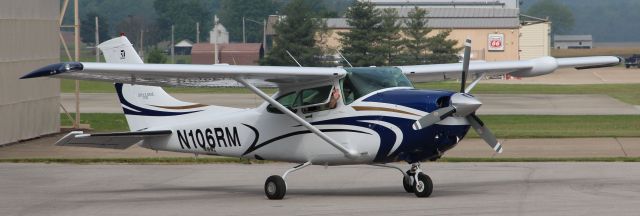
554 35 593 49
210 15 229 44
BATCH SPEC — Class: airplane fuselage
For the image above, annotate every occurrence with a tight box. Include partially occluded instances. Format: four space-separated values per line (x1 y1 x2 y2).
140 87 471 165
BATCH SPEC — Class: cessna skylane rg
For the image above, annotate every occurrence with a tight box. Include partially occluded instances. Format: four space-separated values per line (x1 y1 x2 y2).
22 36 621 199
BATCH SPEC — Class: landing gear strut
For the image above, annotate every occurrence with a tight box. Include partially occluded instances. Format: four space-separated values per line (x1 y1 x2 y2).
264 162 311 200
373 163 433 197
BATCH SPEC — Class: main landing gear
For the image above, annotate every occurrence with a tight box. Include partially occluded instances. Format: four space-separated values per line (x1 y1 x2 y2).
376 162 433 197
264 162 311 200
265 162 433 199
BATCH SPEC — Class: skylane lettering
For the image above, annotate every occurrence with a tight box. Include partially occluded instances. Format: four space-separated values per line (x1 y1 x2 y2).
176 127 241 151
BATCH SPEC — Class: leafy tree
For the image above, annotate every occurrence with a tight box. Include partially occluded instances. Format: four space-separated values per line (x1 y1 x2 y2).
154 0 212 42
379 8 403 65
526 0 574 35
339 1 385 67
146 47 167 63
218 0 278 43
80 11 110 45
114 15 162 51
427 30 461 64
402 6 432 65
262 0 325 66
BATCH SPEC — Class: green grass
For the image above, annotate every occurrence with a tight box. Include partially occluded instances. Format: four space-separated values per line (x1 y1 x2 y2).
0 157 267 164
468 115 640 138
62 113 640 138
61 81 640 105
438 157 640 162
415 82 640 105
61 113 129 131
1 157 639 164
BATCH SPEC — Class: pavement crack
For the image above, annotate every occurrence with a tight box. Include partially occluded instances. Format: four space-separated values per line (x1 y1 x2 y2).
614 137 629 157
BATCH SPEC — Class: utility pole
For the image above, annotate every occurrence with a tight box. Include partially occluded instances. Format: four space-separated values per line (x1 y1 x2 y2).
242 17 246 43
196 22 200 43
139 29 144 60
95 16 99 62
171 25 175 64
74 0 80 129
263 18 267 53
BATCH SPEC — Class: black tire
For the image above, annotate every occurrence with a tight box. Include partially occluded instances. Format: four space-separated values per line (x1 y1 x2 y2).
403 170 414 193
264 175 286 200
413 173 433 198
626 65 630 69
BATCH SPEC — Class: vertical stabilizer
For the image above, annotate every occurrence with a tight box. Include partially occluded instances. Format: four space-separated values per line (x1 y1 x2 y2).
99 36 208 131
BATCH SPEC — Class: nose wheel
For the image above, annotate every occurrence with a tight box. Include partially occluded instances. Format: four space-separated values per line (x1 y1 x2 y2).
376 163 434 197
406 163 433 197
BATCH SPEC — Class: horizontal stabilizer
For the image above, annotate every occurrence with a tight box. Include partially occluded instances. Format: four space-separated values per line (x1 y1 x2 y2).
56 130 172 149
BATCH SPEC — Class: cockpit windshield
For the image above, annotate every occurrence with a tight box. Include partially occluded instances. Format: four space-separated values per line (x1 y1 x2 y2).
342 67 413 104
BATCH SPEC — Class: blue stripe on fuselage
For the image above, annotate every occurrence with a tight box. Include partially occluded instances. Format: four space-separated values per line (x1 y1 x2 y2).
364 88 455 113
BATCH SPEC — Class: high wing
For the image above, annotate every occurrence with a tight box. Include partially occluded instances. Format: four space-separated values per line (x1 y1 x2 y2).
398 56 622 82
21 62 347 87
56 130 172 149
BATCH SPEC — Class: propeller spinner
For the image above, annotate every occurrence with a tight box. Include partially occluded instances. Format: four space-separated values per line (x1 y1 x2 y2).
411 39 503 153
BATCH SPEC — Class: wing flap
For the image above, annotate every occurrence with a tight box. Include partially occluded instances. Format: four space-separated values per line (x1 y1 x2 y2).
56 130 172 149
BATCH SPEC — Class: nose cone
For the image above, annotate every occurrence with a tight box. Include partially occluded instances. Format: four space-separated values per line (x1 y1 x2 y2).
451 93 482 116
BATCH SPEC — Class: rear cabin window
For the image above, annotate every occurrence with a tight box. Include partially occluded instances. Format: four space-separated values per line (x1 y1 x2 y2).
267 85 333 114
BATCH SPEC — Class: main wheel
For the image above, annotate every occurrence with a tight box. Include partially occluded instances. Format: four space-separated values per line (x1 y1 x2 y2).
403 170 414 193
413 173 433 198
264 175 286 200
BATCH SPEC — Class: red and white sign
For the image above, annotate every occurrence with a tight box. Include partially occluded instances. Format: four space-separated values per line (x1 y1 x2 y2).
488 34 505 51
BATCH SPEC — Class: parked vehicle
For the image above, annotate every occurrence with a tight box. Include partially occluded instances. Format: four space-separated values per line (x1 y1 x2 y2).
625 54 640 68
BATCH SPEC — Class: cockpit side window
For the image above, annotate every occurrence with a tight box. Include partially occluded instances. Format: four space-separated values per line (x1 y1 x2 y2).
266 91 297 114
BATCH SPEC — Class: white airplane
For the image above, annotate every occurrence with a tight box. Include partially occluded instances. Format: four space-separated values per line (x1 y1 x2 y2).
22 36 620 199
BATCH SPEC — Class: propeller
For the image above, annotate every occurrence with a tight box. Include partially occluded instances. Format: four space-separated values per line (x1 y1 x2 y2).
411 38 502 153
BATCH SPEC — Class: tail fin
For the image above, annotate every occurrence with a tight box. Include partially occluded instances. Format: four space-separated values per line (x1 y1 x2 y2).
98 36 207 131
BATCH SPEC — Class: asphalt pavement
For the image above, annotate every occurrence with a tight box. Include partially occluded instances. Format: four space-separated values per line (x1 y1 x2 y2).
1 163 639 216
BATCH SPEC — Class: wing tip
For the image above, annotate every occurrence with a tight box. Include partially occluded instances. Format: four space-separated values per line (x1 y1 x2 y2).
21 62 83 79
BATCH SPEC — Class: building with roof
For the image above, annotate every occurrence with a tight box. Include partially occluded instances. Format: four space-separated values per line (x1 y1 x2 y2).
519 15 551 60
323 0 522 61
554 35 593 49
192 43 264 65
174 39 193 55
0 0 60 145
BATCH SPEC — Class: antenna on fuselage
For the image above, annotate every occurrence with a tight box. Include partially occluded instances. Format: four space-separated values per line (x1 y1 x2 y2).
337 51 353 68
285 50 302 67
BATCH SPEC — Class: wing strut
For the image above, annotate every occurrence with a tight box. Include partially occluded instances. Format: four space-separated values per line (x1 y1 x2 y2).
234 77 360 159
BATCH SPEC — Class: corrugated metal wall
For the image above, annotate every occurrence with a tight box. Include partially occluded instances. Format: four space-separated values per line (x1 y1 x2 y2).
0 0 60 145
520 22 551 60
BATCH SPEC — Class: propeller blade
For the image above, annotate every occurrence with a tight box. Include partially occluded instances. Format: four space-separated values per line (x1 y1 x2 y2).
460 38 472 93
412 106 456 130
466 114 503 153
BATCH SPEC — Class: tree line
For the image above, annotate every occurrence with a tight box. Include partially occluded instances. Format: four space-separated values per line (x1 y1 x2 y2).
263 1 461 67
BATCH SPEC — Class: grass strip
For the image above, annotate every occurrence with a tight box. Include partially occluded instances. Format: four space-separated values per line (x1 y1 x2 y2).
0 157 269 165
60 113 640 138
415 82 640 105
62 80 640 105
1 157 639 164
439 157 640 162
